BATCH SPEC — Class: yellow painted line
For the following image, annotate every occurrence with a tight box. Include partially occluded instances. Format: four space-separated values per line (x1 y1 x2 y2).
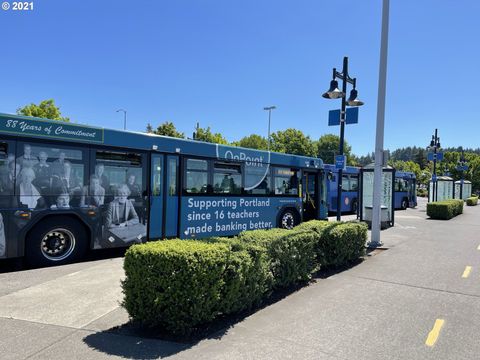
425 319 445 347
462 266 472 278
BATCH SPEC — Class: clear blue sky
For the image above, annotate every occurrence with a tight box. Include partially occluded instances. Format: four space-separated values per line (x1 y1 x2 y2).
1 0 479 155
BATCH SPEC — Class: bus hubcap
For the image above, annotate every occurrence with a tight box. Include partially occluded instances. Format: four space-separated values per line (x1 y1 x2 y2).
281 213 295 229
41 229 75 261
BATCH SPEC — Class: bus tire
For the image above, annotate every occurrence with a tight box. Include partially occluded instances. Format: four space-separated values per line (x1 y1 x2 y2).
25 216 87 267
279 209 299 230
401 198 409 210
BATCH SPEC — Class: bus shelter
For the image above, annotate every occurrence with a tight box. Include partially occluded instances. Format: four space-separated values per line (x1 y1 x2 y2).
359 165 395 229
454 180 472 200
429 176 454 202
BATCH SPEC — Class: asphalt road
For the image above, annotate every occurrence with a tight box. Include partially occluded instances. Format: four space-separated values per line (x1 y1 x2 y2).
1 197 480 359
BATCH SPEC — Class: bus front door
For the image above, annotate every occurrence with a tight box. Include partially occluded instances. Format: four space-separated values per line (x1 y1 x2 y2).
149 154 164 239
303 171 318 221
149 154 179 239
164 155 179 237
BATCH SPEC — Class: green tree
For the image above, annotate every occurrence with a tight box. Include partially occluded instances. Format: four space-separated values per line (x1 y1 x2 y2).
270 128 316 156
150 121 185 138
146 123 153 133
232 134 269 150
17 99 70 122
316 134 353 164
194 126 228 144
390 160 422 180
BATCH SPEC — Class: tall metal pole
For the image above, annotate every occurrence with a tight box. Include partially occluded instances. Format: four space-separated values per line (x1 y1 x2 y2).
336 57 348 221
264 106 276 152
460 150 464 200
267 110 272 152
116 109 127 130
370 0 390 246
433 129 438 202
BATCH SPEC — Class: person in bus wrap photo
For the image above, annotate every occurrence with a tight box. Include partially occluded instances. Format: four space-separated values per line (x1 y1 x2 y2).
105 184 139 229
18 168 45 209
80 174 105 207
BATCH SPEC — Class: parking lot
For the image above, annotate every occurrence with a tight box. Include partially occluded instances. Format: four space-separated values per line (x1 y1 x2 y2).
1 197 480 359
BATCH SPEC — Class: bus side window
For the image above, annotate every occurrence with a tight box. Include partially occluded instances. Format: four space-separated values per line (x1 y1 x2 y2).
350 175 358 191
273 167 298 195
185 158 209 194
245 166 271 195
342 175 350 191
213 162 241 194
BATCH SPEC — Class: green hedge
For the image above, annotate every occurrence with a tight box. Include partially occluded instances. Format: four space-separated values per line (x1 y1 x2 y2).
122 220 368 335
237 228 317 288
296 220 367 267
466 196 478 206
426 199 464 219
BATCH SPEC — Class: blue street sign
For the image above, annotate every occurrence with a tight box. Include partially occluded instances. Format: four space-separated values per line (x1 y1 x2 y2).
328 108 359 126
346 107 359 124
328 110 341 126
427 152 444 161
335 155 347 171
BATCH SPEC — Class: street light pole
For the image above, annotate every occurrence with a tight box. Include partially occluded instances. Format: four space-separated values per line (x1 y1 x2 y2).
370 0 390 247
429 129 441 202
322 57 363 221
459 149 467 200
116 109 127 130
263 106 276 152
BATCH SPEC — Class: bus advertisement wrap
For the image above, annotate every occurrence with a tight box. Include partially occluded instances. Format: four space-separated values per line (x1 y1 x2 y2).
181 196 301 237
0 115 104 143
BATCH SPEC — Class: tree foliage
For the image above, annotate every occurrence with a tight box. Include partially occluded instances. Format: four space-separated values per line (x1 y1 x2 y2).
149 121 185 138
17 99 70 122
316 134 354 165
270 129 316 157
232 134 269 150
194 126 228 144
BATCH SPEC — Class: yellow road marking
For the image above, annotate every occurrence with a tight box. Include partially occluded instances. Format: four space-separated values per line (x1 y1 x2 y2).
462 266 472 278
425 319 445 347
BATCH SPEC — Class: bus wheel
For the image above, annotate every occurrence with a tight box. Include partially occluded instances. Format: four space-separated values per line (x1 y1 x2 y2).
401 199 409 210
280 209 298 230
26 217 87 267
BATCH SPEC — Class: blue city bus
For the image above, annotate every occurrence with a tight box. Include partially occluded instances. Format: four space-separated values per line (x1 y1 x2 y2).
0 113 328 266
324 164 360 214
394 171 417 209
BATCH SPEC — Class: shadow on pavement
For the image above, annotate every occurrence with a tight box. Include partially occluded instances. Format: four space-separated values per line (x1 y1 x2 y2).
83 330 189 359
82 258 368 359
0 247 127 274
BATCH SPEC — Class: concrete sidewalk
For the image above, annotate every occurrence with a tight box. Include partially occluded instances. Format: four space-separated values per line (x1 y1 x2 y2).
2 197 480 359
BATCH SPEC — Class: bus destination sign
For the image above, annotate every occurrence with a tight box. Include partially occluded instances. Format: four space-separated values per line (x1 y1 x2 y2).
0 115 104 143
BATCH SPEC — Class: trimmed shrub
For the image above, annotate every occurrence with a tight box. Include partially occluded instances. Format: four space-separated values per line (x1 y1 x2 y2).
238 228 318 288
294 219 330 233
122 240 230 334
294 220 367 268
466 196 478 206
122 221 368 335
426 199 464 220
202 237 273 313
316 221 367 267
417 188 428 197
